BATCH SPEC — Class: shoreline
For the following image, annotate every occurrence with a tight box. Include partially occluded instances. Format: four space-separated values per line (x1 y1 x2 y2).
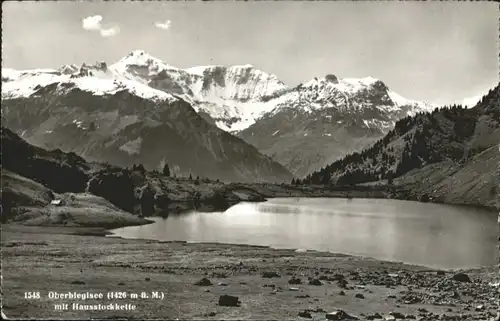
104 233 498 273
36 192 494 246
152 190 499 221
98 195 498 276
2 224 499 320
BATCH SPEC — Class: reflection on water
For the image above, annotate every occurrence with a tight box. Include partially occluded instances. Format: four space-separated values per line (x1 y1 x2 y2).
110 198 498 269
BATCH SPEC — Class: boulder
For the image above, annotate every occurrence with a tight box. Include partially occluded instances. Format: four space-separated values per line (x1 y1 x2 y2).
388 311 406 319
338 279 349 288
309 278 322 286
218 295 240 307
366 313 383 320
420 194 430 202
288 277 302 285
452 273 471 283
298 311 312 319
332 274 345 280
326 310 358 320
261 271 281 278
194 278 212 286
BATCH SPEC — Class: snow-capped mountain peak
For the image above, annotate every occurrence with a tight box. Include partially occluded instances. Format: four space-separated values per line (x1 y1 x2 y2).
386 89 434 110
117 50 167 67
303 75 380 92
297 74 434 113
59 64 79 75
110 50 177 80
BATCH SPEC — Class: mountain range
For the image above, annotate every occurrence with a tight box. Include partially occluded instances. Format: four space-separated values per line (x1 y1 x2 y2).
2 50 439 180
237 75 435 177
1 52 293 183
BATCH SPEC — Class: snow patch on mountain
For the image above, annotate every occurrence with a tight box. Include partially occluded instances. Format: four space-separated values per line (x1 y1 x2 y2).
452 94 484 108
327 76 378 93
185 66 210 77
2 70 62 98
186 64 257 77
2 68 60 82
119 137 143 155
387 89 435 112
2 68 21 81
72 77 177 103
192 99 279 132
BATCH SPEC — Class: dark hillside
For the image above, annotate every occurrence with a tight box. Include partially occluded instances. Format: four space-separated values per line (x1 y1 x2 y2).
305 85 499 187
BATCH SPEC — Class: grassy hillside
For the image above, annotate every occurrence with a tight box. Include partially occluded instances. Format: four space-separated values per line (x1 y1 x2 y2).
395 145 498 209
1 169 151 228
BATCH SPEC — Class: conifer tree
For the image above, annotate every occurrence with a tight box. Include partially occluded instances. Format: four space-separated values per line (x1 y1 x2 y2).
162 163 170 177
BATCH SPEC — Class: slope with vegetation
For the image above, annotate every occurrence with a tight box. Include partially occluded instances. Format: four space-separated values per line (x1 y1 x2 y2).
304 85 499 209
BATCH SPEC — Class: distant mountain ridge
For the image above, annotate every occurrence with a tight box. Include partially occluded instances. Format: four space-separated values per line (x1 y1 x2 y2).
2 50 440 178
2 50 434 132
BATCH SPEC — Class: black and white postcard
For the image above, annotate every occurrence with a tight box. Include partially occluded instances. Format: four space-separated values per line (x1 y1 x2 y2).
1 1 499 320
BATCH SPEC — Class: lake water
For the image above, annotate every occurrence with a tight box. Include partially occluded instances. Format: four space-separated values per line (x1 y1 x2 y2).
109 198 498 269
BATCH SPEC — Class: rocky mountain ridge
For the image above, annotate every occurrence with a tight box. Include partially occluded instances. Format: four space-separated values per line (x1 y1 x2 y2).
2 51 434 131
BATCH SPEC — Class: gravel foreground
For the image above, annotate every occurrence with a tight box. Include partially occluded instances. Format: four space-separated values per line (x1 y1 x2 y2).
1 224 499 321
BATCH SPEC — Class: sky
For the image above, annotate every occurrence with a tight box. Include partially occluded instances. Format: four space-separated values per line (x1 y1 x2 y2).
2 1 498 105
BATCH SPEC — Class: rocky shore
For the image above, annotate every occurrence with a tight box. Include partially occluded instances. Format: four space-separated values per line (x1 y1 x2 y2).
2 224 499 320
